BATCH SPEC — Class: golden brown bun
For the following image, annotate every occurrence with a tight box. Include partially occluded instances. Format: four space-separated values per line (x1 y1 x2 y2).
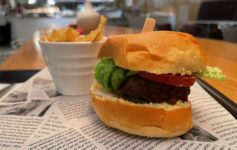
91 83 193 138
98 31 206 74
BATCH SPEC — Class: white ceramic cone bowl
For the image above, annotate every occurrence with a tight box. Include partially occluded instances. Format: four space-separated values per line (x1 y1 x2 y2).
39 40 104 95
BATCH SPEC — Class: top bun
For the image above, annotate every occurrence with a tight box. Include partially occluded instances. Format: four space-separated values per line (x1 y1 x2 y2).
98 31 206 74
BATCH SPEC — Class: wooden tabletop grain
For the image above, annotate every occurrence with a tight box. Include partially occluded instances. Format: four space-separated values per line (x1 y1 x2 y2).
0 26 236 103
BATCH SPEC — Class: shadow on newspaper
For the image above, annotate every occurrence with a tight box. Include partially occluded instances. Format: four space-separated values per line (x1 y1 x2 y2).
0 100 53 117
32 78 59 98
180 125 218 142
1 90 27 103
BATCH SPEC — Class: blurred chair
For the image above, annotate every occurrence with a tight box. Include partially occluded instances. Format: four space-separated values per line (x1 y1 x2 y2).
125 13 146 29
156 23 172 31
180 23 223 40
219 23 237 42
0 16 14 64
126 12 175 31
151 12 175 30
0 16 11 46
181 0 237 41
198 0 237 21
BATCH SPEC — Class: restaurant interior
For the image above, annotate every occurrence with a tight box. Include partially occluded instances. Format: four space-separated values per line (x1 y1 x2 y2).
0 0 235 107
0 0 236 149
1 0 237 47
0 2 235 99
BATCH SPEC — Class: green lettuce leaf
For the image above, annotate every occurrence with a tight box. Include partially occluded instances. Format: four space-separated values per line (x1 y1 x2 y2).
94 58 117 92
195 66 226 80
94 58 137 92
111 68 136 91
111 68 126 91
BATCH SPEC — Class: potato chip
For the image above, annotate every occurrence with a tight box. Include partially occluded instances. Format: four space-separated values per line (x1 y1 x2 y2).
94 16 107 41
78 15 107 42
64 27 80 42
41 15 106 42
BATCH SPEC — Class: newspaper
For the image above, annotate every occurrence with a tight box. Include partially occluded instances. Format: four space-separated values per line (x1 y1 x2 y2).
0 68 236 150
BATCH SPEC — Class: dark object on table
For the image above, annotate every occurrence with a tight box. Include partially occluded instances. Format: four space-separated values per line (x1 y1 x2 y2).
0 70 40 83
198 0 237 21
181 0 237 40
156 23 172 31
180 125 218 142
180 24 223 40
197 78 237 119
0 22 11 46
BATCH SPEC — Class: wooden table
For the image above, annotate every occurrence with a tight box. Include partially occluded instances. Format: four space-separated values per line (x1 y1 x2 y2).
0 26 236 103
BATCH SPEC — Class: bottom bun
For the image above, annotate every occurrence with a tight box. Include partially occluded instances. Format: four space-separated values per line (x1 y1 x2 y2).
91 83 193 138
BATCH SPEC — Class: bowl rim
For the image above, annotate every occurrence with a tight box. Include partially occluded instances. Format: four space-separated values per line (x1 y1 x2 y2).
38 37 107 45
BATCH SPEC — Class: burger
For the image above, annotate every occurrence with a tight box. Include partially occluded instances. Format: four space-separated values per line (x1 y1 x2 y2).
90 31 206 137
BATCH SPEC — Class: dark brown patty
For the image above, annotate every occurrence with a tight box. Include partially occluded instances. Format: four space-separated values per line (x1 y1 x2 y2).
118 76 190 105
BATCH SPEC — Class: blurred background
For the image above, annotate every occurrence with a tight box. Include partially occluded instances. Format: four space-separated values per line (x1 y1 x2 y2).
0 0 237 63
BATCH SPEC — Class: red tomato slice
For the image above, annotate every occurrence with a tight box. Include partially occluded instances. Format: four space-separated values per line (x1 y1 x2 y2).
138 72 196 87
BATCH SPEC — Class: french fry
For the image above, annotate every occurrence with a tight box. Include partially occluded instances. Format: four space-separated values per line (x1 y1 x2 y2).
64 27 80 42
80 15 106 42
94 16 107 41
41 15 106 42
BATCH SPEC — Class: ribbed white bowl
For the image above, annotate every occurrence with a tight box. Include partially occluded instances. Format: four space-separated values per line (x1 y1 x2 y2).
39 39 105 95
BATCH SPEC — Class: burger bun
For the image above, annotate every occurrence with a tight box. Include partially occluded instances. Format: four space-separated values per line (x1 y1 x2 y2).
91 83 193 138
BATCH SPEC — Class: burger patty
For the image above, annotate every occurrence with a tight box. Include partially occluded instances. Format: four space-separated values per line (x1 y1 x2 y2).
119 76 190 105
